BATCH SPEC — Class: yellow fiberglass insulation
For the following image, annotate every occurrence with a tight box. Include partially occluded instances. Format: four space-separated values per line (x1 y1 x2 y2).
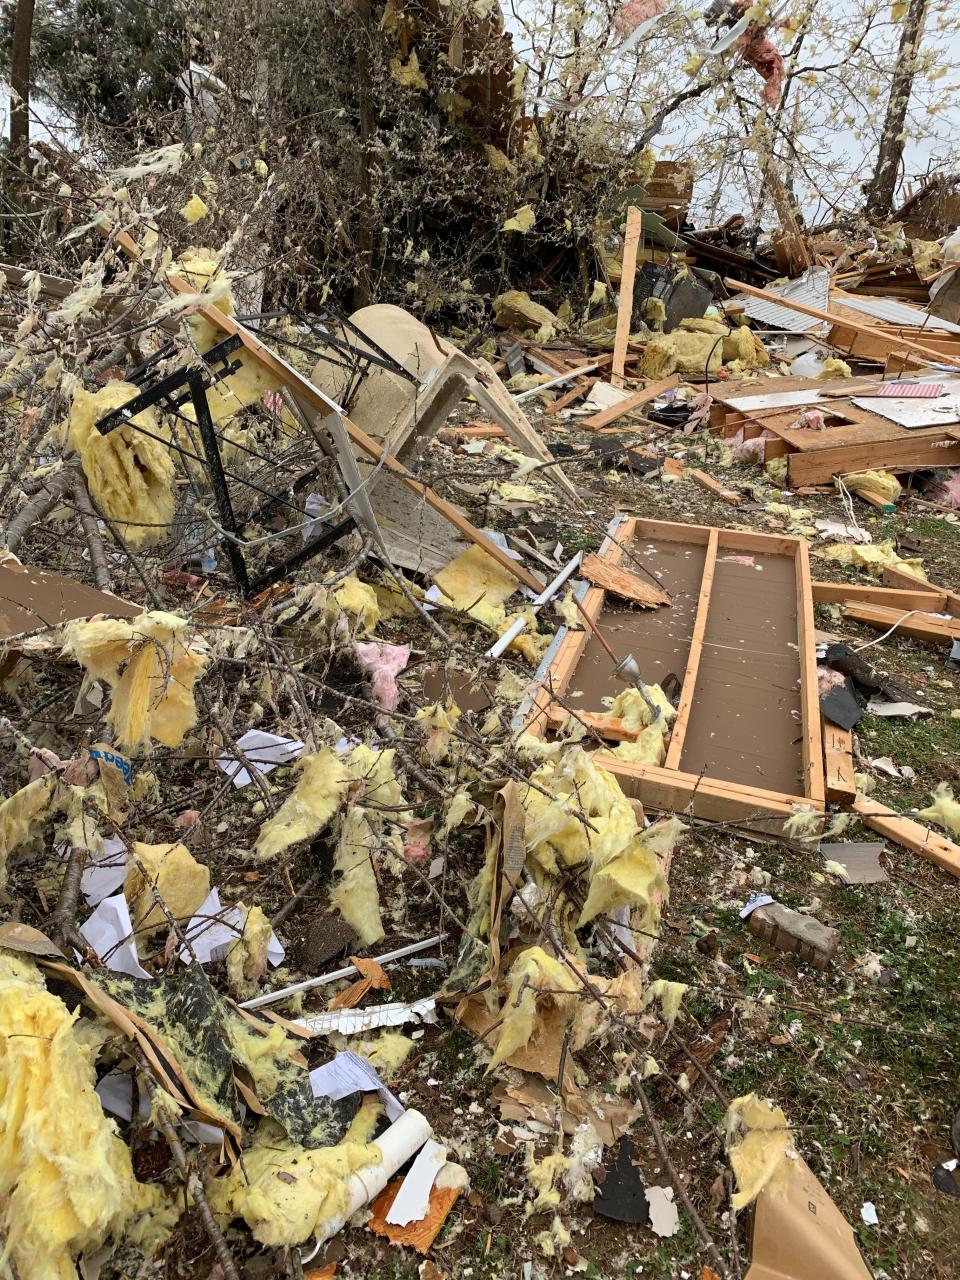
0 955 160 1280
225 904 274 995
68 382 177 547
520 745 643 874
725 1093 797 1210
607 685 675 731
492 291 558 343
0 771 59 887
329 805 385 946
839 470 902 505
610 724 667 765
434 544 519 619
168 248 237 351
576 816 680 931
254 747 350 860
820 539 926 581
177 351 280 429
917 782 960 836
416 701 461 762
641 330 723 380
61 611 209 751
487 946 580 1072
210 1137 380 1247
125 841 210 940
721 323 770 368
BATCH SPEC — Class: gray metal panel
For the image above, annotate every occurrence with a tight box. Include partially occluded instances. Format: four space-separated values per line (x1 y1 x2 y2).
832 292 960 335
735 268 831 334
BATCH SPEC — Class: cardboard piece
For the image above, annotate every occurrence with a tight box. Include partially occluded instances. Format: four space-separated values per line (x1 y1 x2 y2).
0 556 140 639
746 1154 872 1280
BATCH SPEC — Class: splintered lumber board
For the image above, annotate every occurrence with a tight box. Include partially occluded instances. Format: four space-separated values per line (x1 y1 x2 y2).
841 603 960 646
689 469 741 505
883 565 960 617
524 517 824 829
852 795 960 878
611 206 642 388
580 553 671 607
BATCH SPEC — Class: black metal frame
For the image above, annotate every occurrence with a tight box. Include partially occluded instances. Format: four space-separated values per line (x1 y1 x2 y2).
94 336 355 596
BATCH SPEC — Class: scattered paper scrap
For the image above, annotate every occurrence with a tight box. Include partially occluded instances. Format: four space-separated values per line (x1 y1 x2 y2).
215 729 305 787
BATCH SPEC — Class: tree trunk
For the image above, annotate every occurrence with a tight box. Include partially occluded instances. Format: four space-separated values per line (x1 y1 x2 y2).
864 0 929 217
9 0 37 163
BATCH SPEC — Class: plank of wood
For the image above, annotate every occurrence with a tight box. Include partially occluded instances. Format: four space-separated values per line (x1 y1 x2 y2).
665 528 718 769
812 581 947 611
448 423 506 439
796 537 826 806
841 603 960 645
542 378 597 415
852 794 960 878
726 277 948 365
849 485 895 512
599 754 823 821
580 553 671 607
822 723 856 804
662 457 685 478
786 433 960 486
582 375 679 429
611 206 642 388
883 564 960 617
543 707 637 740
689 469 741 506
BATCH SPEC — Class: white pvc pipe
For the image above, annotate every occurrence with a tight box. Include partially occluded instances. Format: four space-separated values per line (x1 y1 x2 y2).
310 1109 434 1247
485 552 582 659
240 934 444 1010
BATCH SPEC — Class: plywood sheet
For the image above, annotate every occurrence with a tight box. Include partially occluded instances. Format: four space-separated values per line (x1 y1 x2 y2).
678 552 803 795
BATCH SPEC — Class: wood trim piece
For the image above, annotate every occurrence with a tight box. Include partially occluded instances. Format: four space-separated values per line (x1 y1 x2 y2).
841 603 960 645
796 537 825 805
596 754 823 818
811 581 947 611
582 375 679 429
852 794 960 878
664 528 718 770
612 206 642 388
823 723 856 804
543 707 637 740
542 378 597 415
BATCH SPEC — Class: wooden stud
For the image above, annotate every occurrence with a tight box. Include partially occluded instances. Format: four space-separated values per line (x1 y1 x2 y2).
664 528 718 770
841 603 960 645
852 794 960 878
582 375 679 430
822 723 856 804
787 433 960 486
542 378 597 415
882 565 960 617
611 206 642 388
543 707 637 740
849 485 895 513
796 537 826 806
689 469 741 506
811 581 947 611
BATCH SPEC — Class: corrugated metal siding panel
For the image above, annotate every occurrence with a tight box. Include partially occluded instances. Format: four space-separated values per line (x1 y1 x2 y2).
735 268 831 333
831 292 960 335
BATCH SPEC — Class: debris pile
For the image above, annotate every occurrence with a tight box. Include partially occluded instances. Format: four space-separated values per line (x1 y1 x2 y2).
1 12 960 1280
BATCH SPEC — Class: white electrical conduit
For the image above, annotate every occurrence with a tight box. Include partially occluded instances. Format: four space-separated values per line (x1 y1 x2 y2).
513 363 601 403
240 934 444 1010
485 552 583 659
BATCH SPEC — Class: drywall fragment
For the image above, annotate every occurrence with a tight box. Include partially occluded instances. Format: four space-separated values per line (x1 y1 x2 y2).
80 892 151 979
645 1185 679 1237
